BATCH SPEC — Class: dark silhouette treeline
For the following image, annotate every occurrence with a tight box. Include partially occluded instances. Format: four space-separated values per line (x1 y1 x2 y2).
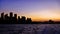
0 12 60 24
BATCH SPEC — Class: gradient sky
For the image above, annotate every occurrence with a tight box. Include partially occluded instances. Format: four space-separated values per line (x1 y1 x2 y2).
0 0 60 21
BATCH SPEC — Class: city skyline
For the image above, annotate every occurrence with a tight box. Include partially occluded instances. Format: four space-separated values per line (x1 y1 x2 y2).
0 12 59 24
0 0 60 21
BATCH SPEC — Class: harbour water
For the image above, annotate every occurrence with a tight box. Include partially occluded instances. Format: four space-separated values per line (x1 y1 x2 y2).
0 24 60 34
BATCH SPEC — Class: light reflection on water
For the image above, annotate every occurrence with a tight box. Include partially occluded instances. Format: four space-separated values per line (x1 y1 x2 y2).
0 24 60 34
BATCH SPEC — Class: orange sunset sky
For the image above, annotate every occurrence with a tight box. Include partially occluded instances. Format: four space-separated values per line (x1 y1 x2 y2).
0 0 60 21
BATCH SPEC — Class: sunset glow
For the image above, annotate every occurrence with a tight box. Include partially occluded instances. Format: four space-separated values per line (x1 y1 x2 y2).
0 0 60 21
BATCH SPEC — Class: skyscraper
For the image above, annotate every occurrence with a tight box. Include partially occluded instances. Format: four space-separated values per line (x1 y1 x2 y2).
1 12 4 19
18 16 20 23
26 18 32 24
5 14 8 19
10 12 13 18
18 16 20 20
4 14 9 23
14 14 17 18
21 16 26 24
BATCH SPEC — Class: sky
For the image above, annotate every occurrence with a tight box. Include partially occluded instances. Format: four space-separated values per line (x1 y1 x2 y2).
0 0 60 21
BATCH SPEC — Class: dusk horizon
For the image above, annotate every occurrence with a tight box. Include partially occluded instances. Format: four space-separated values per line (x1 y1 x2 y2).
0 0 60 21
1 12 60 22
0 0 60 34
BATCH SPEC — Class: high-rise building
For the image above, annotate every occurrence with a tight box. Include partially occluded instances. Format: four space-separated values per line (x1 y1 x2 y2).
4 14 9 20
5 14 8 18
26 18 32 23
1 12 4 19
14 14 17 18
21 16 26 23
18 16 20 20
21 16 26 20
10 12 13 18
18 16 20 23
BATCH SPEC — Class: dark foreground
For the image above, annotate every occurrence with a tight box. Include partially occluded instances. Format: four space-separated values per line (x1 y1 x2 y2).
0 24 60 34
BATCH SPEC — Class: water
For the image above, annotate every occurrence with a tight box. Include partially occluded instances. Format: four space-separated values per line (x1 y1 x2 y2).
0 24 60 34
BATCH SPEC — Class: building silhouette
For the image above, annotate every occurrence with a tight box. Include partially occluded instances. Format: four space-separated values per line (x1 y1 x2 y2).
4 14 8 19
18 16 21 24
0 12 60 24
10 12 13 18
48 20 54 24
0 12 4 23
14 14 17 18
1 12 4 20
14 14 17 23
21 16 26 24
4 14 9 23
5 14 8 19
26 18 32 24
0 12 32 24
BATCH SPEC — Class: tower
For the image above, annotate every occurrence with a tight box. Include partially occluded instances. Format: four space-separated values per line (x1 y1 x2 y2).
26 18 32 24
14 14 17 18
10 12 13 18
1 12 4 19
21 16 26 24
18 16 20 23
5 14 8 19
